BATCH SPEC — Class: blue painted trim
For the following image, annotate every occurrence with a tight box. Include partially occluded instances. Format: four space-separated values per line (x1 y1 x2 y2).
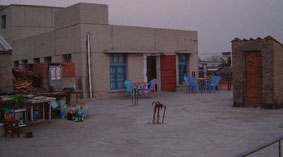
110 53 127 90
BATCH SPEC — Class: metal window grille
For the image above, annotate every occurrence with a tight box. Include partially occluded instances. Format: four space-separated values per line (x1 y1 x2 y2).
178 54 189 84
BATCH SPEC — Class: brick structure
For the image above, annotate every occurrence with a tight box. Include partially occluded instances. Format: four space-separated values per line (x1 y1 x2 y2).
232 36 283 109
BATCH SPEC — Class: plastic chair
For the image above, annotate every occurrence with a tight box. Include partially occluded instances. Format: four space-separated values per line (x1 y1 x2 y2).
189 77 199 93
124 80 134 99
198 79 204 92
4 118 20 138
144 79 158 98
184 76 190 92
184 77 199 93
208 76 221 92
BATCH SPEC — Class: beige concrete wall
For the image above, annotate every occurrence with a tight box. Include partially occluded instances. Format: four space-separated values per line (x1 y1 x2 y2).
12 38 30 60
12 31 56 61
54 4 80 30
273 41 283 106
80 24 112 53
177 31 198 53
25 7 53 27
155 28 178 52
55 25 81 55
0 5 60 42
0 7 12 43
10 27 54 43
80 3 108 25
0 53 13 94
112 25 155 51
10 5 25 27
29 31 55 58
128 54 144 82
90 52 110 94
72 53 87 97
55 3 108 29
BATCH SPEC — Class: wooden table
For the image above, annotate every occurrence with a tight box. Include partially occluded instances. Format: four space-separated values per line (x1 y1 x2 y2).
35 90 82 103
197 78 210 92
27 97 56 124
134 82 148 96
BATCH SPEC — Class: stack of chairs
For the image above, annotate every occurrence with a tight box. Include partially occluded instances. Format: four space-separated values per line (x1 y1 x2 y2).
184 76 199 93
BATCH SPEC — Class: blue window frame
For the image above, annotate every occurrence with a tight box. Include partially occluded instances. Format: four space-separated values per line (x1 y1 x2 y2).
178 54 189 84
110 53 127 90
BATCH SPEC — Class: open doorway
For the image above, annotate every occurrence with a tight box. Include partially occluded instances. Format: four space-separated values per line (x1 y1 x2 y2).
146 56 156 82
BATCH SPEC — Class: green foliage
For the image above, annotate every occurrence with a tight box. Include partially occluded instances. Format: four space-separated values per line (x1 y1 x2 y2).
220 57 231 67
3 95 27 109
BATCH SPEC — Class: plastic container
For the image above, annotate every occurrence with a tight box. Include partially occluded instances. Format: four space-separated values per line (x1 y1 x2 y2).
33 110 39 120
61 109 68 119
81 110 89 119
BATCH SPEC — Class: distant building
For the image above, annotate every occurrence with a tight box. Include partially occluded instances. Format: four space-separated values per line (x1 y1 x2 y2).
198 52 230 78
0 4 62 44
0 3 199 98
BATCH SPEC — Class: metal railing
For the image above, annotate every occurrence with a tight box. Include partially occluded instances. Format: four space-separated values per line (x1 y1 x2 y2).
235 135 283 157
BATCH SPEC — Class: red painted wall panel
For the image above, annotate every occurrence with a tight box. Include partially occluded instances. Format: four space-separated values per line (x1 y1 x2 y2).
32 63 49 80
62 63 76 78
245 51 262 105
161 55 176 91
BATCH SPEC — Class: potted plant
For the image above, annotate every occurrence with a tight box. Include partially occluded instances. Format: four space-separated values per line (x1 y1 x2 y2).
2 95 27 109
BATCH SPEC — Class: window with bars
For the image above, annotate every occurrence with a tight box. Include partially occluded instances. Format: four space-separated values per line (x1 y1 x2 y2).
178 54 189 84
109 53 127 90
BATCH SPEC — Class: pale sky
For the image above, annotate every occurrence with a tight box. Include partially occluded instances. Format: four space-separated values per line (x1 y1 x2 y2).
1 0 282 54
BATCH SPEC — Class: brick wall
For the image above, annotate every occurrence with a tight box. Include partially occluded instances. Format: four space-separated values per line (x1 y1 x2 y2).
232 36 280 109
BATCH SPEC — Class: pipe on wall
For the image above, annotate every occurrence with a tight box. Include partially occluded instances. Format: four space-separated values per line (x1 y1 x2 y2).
87 33 93 98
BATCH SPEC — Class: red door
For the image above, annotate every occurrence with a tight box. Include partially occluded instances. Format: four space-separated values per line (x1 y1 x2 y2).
245 51 262 105
161 55 176 91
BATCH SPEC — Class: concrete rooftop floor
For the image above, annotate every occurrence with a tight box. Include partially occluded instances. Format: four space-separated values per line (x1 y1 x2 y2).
1 91 283 157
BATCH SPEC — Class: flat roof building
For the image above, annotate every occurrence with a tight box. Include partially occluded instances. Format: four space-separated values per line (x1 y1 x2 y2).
1 3 198 98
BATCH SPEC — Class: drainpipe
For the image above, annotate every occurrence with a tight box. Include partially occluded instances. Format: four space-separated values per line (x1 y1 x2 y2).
87 33 93 98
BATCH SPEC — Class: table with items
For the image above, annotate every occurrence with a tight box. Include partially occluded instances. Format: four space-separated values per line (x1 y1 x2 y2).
27 96 56 125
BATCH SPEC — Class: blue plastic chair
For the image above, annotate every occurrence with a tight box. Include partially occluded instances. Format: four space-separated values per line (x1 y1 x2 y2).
184 76 190 92
184 77 199 93
124 80 134 99
208 76 221 92
189 77 199 93
144 79 158 98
